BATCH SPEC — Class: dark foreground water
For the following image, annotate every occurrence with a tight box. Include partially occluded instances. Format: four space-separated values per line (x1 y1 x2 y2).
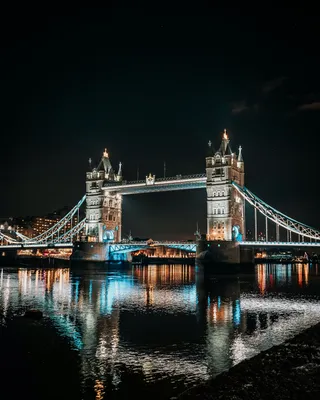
1 263 320 399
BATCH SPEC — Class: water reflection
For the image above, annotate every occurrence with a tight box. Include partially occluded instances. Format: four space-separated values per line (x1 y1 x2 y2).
1 263 320 399
256 263 317 294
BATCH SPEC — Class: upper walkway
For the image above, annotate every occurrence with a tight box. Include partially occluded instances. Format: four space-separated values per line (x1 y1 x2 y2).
103 173 206 194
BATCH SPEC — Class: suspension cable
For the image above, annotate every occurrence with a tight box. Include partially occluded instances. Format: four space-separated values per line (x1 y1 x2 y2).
232 182 320 240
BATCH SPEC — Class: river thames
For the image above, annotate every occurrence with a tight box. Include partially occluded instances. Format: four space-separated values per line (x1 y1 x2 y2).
1 263 320 399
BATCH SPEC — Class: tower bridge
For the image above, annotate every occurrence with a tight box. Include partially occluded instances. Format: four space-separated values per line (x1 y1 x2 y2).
1 130 320 264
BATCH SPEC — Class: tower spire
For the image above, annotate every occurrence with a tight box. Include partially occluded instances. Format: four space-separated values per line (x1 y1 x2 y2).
207 140 215 156
117 161 122 178
219 128 231 155
99 147 112 176
238 145 243 162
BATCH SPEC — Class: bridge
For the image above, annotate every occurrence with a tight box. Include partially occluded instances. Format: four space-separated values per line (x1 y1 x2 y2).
1 130 320 263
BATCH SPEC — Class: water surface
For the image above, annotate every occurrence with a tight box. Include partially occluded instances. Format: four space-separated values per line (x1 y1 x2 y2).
1 263 320 399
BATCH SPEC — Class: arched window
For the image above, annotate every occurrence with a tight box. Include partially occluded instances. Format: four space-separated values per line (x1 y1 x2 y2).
218 209 221 215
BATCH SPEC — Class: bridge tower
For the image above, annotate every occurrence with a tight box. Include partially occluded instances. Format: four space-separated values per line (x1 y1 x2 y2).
85 149 122 243
206 129 245 241
198 130 249 264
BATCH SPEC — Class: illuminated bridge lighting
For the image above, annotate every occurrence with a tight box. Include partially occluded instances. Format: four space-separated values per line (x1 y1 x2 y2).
239 241 320 247
103 174 206 195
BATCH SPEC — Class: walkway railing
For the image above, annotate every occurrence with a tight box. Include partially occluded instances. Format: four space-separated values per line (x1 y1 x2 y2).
110 173 206 186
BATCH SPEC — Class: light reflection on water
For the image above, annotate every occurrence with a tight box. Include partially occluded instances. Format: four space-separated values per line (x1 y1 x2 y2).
1 263 320 399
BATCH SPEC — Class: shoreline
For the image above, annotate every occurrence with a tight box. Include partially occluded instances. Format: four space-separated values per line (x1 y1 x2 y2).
179 322 320 399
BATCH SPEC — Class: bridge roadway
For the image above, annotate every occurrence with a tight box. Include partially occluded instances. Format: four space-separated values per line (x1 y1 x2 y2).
2 240 320 251
103 173 207 194
0 241 198 252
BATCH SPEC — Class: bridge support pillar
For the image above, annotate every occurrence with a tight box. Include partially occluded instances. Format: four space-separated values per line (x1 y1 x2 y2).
70 242 131 262
196 239 254 266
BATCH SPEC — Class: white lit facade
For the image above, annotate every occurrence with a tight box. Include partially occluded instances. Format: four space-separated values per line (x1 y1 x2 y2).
206 130 245 241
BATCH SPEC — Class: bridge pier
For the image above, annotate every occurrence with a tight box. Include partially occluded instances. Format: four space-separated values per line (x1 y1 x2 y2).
196 239 254 266
70 242 131 262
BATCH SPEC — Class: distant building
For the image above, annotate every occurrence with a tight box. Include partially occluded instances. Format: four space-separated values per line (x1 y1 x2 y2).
31 215 78 237
5 207 80 240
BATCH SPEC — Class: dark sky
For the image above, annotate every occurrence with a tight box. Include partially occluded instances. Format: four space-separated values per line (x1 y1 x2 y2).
1 9 320 240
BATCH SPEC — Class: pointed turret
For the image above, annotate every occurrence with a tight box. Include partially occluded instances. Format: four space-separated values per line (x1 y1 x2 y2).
238 145 243 162
206 140 215 157
117 161 122 176
237 145 244 169
117 162 122 181
206 140 215 168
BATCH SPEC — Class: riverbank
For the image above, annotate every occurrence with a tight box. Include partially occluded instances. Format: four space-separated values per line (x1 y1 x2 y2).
179 322 320 399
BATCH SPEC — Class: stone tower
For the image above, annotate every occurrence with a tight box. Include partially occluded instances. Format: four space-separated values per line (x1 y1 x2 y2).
205 130 245 242
85 149 122 243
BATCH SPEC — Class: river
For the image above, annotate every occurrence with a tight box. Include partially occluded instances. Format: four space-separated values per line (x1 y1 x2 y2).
1 263 320 399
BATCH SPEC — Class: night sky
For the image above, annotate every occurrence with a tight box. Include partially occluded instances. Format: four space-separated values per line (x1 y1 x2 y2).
1 9 320 240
